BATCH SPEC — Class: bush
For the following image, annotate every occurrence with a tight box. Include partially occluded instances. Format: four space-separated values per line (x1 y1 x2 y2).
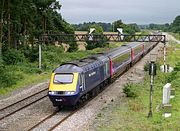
166 71 178 83
165 62 180 83
144 62 150 71
43 44 64 53
174 62 180 71
0 63 23 88
3 49 26 65
144 62 160 72
68 42 78 52
22 45 39 62
123 83 138 98
86 41 109 50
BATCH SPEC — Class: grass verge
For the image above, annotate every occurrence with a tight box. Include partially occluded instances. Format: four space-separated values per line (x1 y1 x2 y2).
169 32 180 41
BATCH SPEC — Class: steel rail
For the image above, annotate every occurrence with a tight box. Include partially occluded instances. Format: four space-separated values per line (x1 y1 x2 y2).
0 88 48 112
0 88 48 121
27 110 59 131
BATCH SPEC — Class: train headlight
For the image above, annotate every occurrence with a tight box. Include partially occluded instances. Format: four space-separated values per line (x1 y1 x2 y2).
66 91 75 95
49 91 55 95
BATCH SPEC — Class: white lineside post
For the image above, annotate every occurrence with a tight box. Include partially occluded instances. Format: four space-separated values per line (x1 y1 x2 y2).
163 83 171 105
162 83 172 118
163 35 167 72
39 44 42 69
164 43 166 72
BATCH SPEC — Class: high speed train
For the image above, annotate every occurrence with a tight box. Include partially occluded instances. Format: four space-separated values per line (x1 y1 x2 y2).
48 39 160 107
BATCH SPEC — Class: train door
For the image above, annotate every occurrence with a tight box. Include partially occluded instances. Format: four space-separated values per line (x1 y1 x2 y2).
105 62 110 78
79 73 86 92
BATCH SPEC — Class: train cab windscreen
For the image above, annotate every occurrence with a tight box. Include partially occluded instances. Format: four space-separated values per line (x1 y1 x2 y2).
54 74 74 84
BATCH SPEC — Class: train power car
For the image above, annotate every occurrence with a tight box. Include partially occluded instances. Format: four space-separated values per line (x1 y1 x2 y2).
48 55 110 106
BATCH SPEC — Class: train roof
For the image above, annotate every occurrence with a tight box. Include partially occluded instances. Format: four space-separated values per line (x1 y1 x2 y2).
54 64 83 73
54 54 109 73
105 45 131 58
125 42 142 48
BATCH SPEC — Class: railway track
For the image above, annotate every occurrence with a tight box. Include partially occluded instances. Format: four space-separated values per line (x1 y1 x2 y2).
28 100 96 131
26 52 152 131
0 88 48 121
28 84 110 131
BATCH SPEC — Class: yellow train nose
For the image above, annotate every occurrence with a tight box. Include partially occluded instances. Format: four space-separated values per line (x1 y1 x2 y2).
49 73 79 92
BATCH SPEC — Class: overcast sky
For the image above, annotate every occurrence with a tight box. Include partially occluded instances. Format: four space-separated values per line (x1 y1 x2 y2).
59 0 180 24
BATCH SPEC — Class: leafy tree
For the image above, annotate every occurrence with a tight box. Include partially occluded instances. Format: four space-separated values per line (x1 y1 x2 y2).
73 22 112 32
112 20 140 34
0 0 77 63
171 15 180 33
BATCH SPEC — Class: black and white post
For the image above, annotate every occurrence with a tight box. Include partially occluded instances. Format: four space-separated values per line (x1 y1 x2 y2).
148 61 157 117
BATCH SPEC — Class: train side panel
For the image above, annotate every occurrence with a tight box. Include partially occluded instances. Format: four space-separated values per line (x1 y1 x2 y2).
83 61 110 93
106 47 131 79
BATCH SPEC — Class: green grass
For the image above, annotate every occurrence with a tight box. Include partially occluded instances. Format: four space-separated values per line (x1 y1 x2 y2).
169 32 180 41
0 72 50 95
92 41 180 131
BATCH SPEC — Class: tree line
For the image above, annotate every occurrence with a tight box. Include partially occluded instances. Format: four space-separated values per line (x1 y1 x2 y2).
0 0 141 63
73 20 141 50
73 20 140 34
140 15 180 33
0 0 76 60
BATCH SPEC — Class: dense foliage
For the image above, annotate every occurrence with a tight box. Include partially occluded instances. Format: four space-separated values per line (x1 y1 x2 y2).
0 0 76 58
73 20 140 34
0 0 78 90
86 24 109 50
73 22 112 32
112 20 140 34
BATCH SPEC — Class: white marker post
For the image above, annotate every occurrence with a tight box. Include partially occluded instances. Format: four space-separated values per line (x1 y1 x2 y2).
162 83 172 118
162 83 171 105
39 44 42 69
163 43 166 72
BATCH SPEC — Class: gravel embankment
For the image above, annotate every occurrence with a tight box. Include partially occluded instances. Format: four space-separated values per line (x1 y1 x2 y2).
0 82 49 109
